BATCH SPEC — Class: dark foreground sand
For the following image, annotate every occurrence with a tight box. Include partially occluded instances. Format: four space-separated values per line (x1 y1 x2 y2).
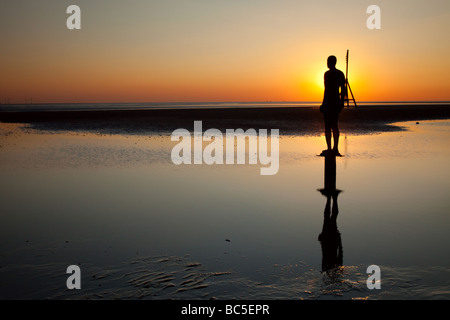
1 104 449 135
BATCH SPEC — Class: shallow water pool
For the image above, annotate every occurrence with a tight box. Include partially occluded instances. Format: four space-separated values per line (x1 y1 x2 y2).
0 120 449 299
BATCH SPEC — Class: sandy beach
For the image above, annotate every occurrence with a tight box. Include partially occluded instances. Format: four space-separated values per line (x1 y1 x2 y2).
1 103 450 300
2 0 450 309
1 104 449 135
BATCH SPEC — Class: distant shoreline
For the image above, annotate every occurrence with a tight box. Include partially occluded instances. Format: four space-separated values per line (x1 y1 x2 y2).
1 101 450 112
1 103 449 136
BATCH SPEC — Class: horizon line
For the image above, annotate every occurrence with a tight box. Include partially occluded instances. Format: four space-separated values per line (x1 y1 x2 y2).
2 100 450 106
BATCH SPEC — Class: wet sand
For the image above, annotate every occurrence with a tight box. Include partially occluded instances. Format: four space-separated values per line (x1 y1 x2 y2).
1 109 450 300
1 104 449 135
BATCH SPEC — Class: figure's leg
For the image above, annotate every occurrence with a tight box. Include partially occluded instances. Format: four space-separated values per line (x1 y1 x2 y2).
331 114 341 155
324 116 332 151
318 196 332 241
331 194 339 219
325 129 332 150
332 125 340 151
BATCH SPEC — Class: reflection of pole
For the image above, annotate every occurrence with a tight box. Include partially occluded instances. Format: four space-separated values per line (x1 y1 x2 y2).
318 155 342 197
318 154 341 196
324 154 336 192
318 154 343 275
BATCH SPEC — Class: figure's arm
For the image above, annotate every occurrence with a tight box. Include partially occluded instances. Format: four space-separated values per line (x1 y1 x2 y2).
340 74 347 106
320 73 327 111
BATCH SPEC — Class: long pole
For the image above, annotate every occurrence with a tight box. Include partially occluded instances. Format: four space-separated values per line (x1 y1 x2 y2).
345 50 357 108
345 50 349 108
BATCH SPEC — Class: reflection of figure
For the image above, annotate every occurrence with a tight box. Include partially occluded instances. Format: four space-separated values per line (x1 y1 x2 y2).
319 55 346 157
318 154 343 279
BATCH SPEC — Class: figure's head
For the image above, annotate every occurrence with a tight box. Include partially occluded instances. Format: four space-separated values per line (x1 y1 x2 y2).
327 55 337 69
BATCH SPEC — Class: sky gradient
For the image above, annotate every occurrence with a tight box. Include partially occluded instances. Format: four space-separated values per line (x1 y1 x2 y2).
1 0 450 103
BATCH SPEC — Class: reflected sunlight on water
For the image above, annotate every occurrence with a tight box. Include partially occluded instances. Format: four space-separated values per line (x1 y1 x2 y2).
0 120 449 299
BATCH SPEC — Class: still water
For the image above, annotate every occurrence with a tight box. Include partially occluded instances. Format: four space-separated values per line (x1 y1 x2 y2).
0 120 449 299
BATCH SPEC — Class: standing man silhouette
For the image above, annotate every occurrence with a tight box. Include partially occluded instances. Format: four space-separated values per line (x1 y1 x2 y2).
320 55 346 157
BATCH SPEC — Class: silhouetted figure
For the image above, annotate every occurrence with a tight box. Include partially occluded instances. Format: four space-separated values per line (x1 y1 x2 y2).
318 154 343 280
320 55 346 157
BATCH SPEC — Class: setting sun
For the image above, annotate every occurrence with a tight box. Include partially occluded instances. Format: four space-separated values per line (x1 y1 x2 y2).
316 71 325 92
0 1 449 103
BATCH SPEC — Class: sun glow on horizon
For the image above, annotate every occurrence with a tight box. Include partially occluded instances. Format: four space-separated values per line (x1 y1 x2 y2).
1 1 449 104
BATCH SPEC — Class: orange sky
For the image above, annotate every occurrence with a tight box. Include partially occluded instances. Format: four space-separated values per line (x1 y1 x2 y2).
1 0 450 104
